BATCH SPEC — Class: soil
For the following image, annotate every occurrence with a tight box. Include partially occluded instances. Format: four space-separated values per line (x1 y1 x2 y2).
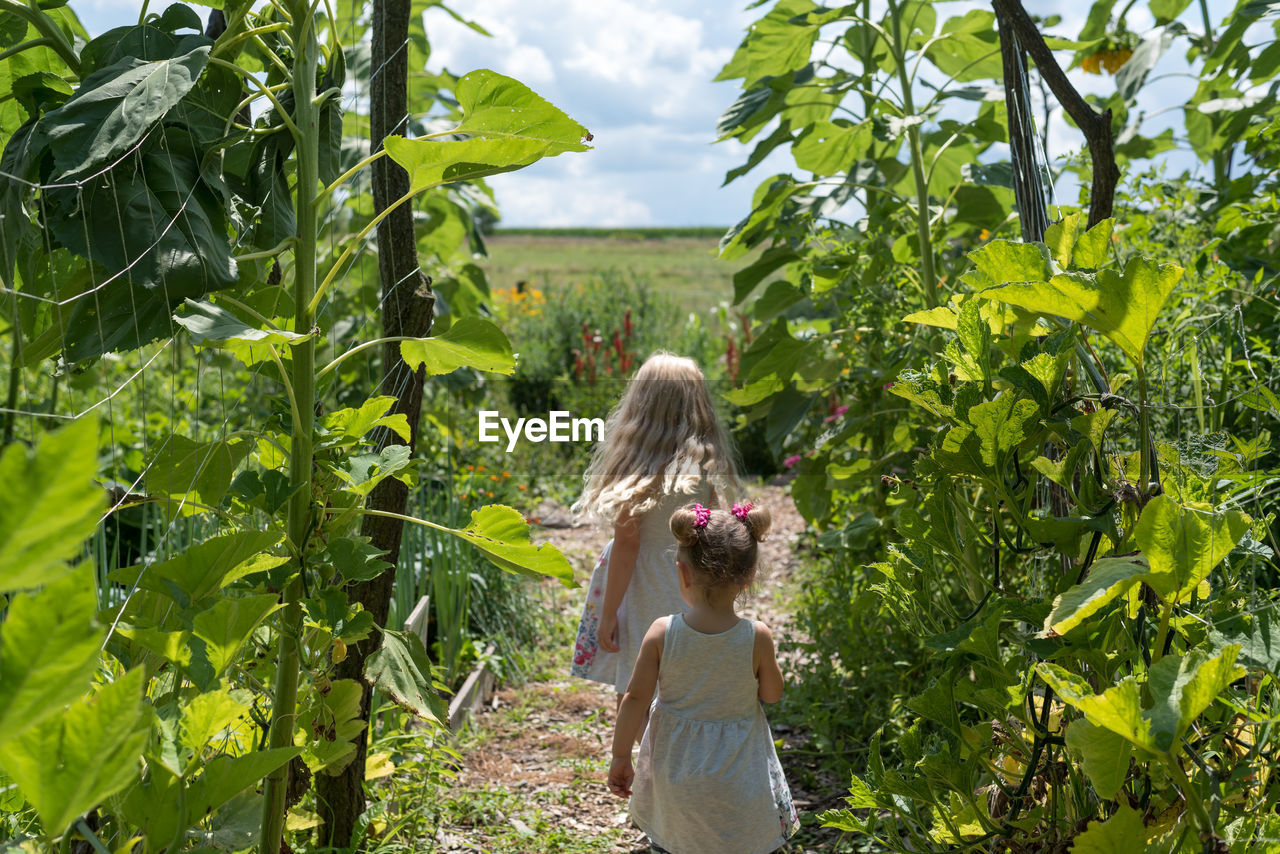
434 484 857 852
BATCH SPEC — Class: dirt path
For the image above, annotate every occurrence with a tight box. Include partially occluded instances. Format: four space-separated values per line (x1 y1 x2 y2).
431 485 853 853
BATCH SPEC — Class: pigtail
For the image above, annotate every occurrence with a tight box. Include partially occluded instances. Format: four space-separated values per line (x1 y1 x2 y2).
670 506 701 548
744 504 771 542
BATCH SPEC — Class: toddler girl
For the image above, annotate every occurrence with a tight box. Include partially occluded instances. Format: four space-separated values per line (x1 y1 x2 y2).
607 502 799 854
570 352 742 698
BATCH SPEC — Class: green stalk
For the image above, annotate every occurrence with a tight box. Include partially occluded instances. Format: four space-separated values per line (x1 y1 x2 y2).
887 0 939 308
259 0 319 850
1151 596 1174 664
0 0 79 74
1137 368 1152 495
1165 757 1214 838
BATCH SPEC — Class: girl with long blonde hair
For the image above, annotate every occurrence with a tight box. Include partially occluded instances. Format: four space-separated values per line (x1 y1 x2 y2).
570 352 743 698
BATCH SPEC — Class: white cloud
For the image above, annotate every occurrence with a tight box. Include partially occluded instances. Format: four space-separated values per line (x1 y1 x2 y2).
491 173 654 227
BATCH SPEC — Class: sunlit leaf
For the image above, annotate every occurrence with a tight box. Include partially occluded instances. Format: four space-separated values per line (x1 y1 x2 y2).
983 257 1183 370
0 417 104 591
1134 496 1250 600
0 669 151 837
1044 556 1148 636
0 565 102 747
449 504 575 586
399 317 515 376
1068 805 1146 853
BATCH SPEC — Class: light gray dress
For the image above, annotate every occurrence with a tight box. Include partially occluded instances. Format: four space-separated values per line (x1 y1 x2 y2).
631 614 799 854
571 486 710 693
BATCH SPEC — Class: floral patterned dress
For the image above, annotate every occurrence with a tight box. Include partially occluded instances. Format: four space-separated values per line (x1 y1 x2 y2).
570 487 709 693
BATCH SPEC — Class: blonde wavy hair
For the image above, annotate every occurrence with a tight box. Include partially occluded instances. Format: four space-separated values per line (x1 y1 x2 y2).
572 352 743 523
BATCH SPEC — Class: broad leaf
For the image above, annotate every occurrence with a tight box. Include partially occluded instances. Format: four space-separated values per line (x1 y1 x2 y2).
122 531 285 607
296 679 364 773
1068 805 1146 853
450 504 575 586
1145 646 1243 753
983 257 1183 370
1037 664 1153 751
364 628 448 722
0 565 103 747
174 300 308 361
179 689 251 756
41 46 209 178
322 396 411 444
400 317 516 376
1044 556 1148 636
385 69 589 194
191 594 283 680
1064 719 1132 800
0 417 104 590
0 669 151 837
143 434 252 515
187 747 300 819
1134 496 1251 600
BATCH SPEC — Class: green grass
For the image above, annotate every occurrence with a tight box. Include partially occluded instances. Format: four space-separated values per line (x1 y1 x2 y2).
479 231 745 314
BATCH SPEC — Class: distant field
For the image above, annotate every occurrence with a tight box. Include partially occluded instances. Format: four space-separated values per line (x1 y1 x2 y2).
479 229 741 313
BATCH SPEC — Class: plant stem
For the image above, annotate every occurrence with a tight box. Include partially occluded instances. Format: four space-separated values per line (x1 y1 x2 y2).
0 0 79 74
1152 597 1174 665
259 0 319 849
1137 367 1152 494
886 0 939 308
1166 757 1214 838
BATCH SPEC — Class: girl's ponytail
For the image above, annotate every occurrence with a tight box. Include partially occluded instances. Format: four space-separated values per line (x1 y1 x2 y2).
669 507 701 548
743 504 771 543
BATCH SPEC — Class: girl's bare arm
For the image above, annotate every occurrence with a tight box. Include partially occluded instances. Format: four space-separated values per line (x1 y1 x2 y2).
754 621 784 703
607 617 666 797
598 509 641 653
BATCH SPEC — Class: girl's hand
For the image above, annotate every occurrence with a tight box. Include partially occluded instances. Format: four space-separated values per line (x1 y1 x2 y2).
608 755 634 798
598 608 620 653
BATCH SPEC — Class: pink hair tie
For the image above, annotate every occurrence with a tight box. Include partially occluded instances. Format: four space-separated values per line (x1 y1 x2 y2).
731 501 753 520
692 504 711 527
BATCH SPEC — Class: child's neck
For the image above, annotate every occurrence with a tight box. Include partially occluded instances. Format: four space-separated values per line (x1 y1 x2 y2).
683 589 741 635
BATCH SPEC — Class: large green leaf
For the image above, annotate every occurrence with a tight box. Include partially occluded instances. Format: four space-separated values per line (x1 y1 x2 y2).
187 747 300 819
121 531 285 607
179 689 252 757
0 668 151 837
174 300 309 363
0 565 103 747
296 679 364 773
322 396 411 444
0 417 104 591
1063 719 1132 800
384 69 589 195
191 594 283 681
143 433 252 515
716 0 821 86
1037 665 1153 751
983 257 1184 370
1044 556 1149 636
1145 646 1243 753
47 128 239 361
1068 805 1146 853
41 45 209 179
400 317 516 376
792 120 872 176
364 628 447 722
1134 496 1251 600
449 504 575 586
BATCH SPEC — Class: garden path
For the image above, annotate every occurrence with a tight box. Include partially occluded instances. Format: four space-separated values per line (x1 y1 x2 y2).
429 484 854 852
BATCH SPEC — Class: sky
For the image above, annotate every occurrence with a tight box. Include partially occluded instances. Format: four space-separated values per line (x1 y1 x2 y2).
73 0 1248 228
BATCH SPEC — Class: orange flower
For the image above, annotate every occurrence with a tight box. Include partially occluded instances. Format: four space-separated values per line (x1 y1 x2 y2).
979 228 990 241
518 484 528 491
490 474 499 482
